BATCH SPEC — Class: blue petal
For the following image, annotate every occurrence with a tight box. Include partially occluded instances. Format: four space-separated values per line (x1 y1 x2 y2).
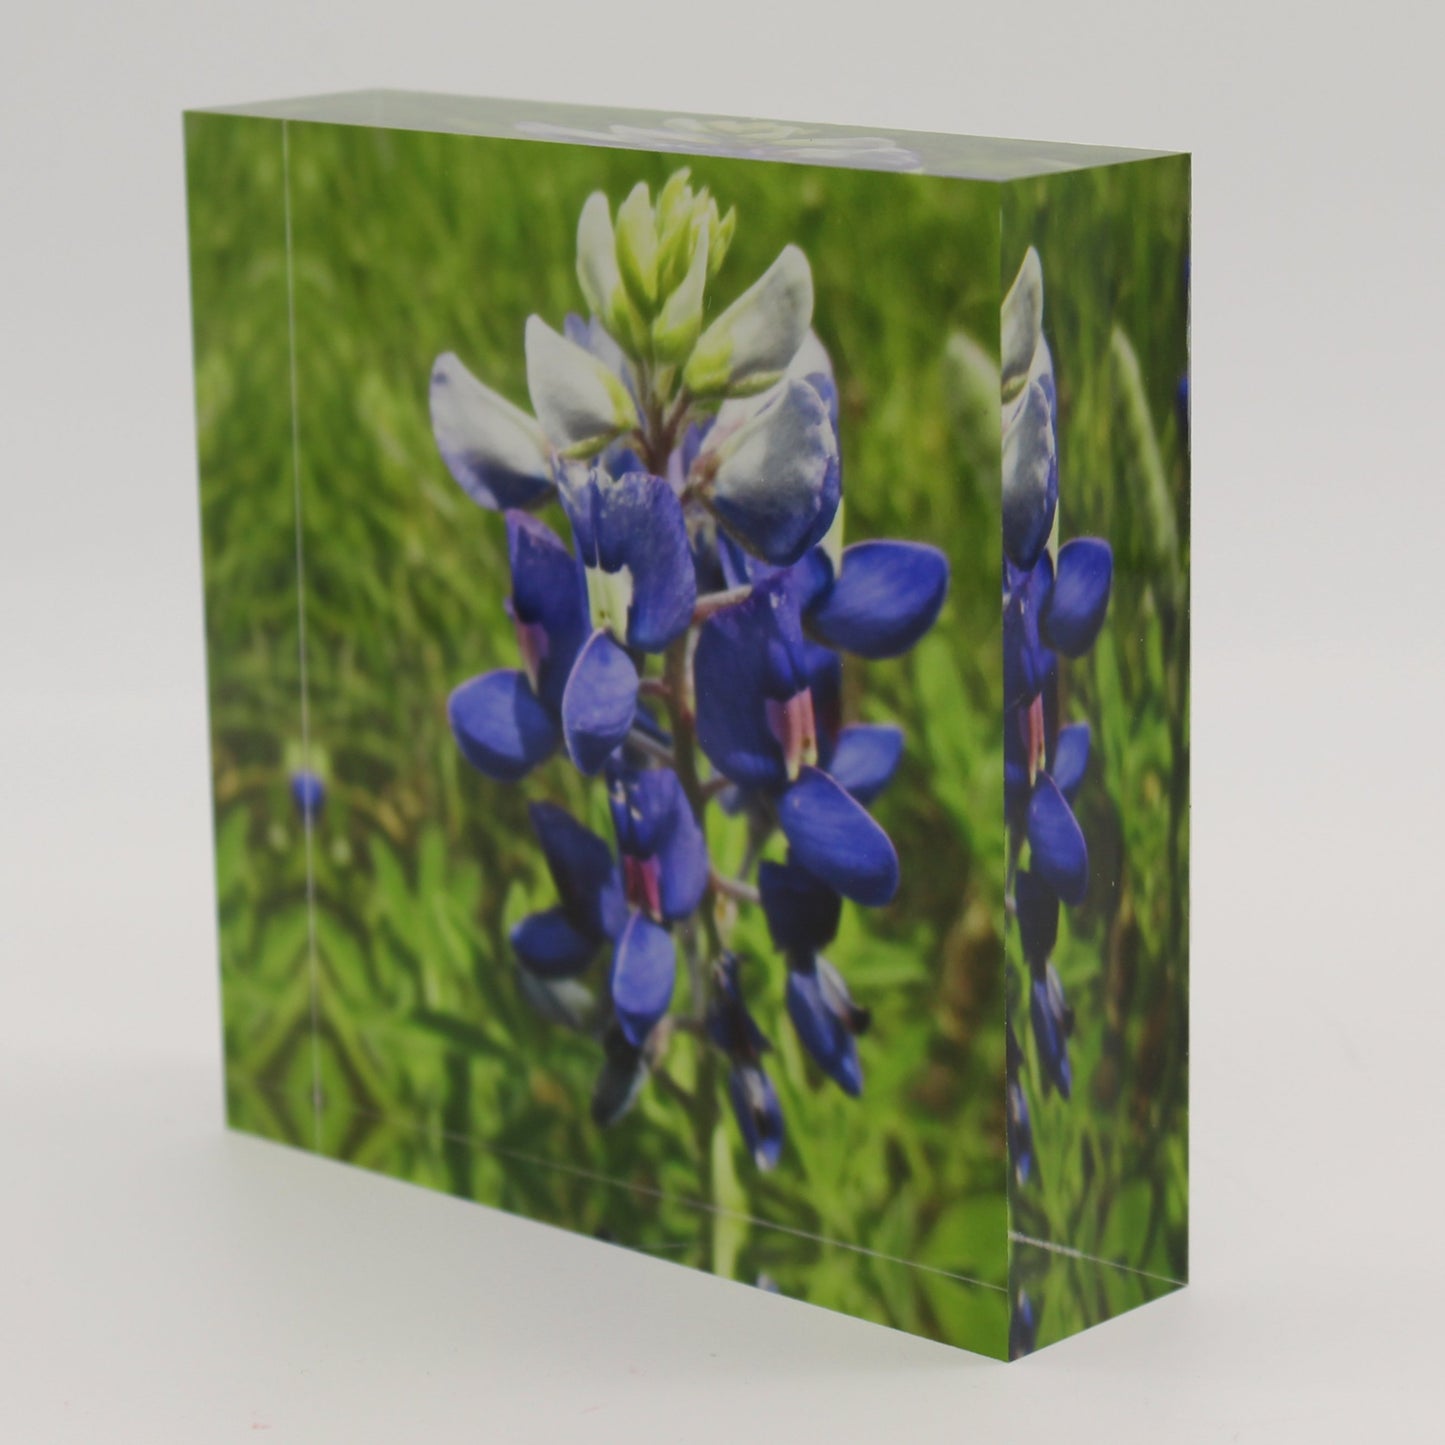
506 512 590 713
289 769 325 819
727 1064 784 1170
828 725 903 806
608 767 708 921
528 802 625 942
759 859 842 955
1014 868 1059 965
1030 966 1073 1099
1042 538 1112 657
706 954 771 1059
693 583 795 790
561 630 639 775
808 542 949 660
1010 1290 1039 1360
716 527 757 590
1007 1078 1033 1187
1027 774 1088 906
803 641 842 762
511 907 599 979
803 367 840 435
797 448 843 556
708 379 840 567
610 911 676 1046
564 469 696 652
1004 555 1055 710
429 353 554 512
790 547 835 614
591 1023 648 1127
786 964 863 1097
654 779 708 921
1051 723 1090 800
1004 704 1031 825
449 670 559 781
778 767 899 906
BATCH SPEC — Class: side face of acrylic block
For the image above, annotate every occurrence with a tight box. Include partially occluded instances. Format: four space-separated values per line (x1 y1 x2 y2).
996 158 1191 1356
186 95 1188 1360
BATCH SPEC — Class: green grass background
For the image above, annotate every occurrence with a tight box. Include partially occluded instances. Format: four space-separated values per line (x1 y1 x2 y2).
185 114 1186 1356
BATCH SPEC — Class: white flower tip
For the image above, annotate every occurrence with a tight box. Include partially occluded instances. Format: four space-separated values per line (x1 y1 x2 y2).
429 350 551 511
1002 247 1045 392
684 243 815 396
525 314 635 453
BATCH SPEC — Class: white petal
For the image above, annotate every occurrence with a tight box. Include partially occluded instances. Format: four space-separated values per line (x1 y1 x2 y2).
684 244 813 396
524 316 638 453
708 377 837 564
1002 379 1056 566
576 191 622 320
787 329 834 387
1001 246 1044 397
429 352 552 511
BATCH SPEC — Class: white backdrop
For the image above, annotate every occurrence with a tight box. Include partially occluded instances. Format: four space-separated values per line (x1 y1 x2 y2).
2 3 1441 1439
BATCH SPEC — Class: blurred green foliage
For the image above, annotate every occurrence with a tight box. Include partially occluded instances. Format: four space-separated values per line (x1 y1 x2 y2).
186 112 1185 1357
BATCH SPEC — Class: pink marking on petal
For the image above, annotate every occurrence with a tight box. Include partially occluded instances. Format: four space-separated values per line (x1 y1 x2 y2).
766 689 818 781
514 618 550 695
1020 693 1046 787
624 856 663 921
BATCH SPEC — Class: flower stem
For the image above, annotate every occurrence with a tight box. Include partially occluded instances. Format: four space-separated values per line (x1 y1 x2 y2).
691 584 753 624
660 629 722 1205
625 728 675 768
710 871 760 906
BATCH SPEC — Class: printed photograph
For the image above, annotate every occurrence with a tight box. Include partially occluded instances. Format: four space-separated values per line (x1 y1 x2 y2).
186 114 1187 1357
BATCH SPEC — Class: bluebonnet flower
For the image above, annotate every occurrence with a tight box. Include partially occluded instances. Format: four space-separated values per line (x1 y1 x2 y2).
510 802 625 984
448 511 589 782
707 954 784 1169
694 578 900 906
720 527 950 664
1017 869 1073 1100
1010 1290 1040 1360
605 762 708 1044
557 465 696 773
1001 248 1057 573
758 859 871 1097
1006 1023 1033 1187
434 171 951 1162
1000 246 1109 1134
289 768 325 821
591 1021 651 1127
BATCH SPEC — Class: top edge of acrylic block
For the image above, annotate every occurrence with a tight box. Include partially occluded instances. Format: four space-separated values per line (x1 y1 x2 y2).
185 89 1181 181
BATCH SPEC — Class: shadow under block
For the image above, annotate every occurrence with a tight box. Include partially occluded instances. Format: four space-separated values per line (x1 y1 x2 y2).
185 91 1190 1360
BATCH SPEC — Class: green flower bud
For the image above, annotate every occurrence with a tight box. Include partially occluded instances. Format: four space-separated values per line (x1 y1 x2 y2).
652 224 710 366
576 191 649 358
708 206 736 281
615 181 660 313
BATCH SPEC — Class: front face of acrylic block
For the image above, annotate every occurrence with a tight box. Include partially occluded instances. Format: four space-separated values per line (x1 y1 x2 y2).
187 112 1188 1359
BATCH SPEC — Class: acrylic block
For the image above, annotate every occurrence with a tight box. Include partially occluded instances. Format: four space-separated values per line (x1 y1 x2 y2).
184 90 1189 1360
